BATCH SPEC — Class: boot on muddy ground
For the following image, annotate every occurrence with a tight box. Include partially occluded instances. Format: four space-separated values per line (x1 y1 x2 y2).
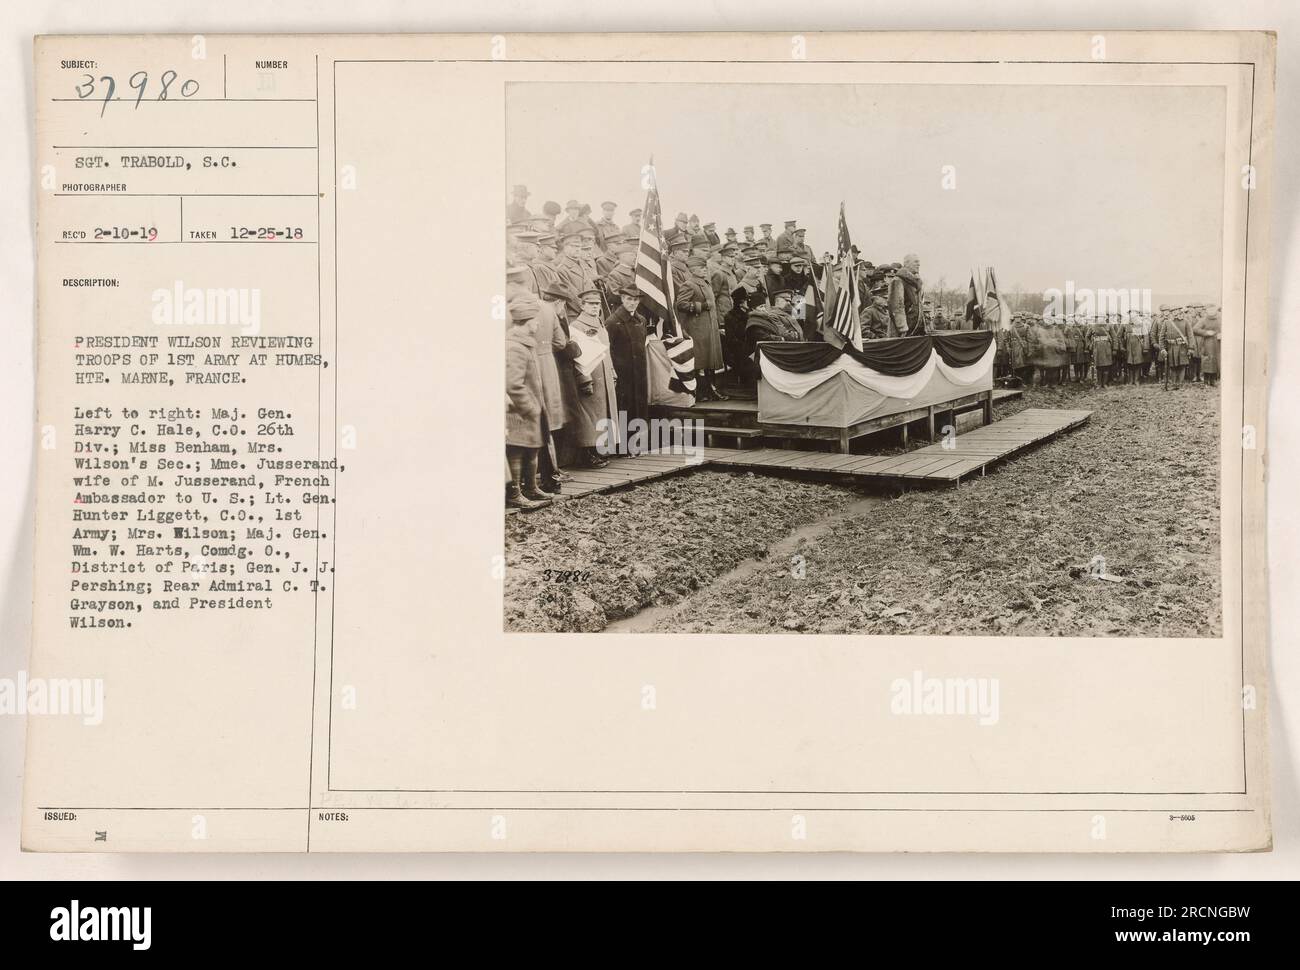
506 482 546 511
521 452 554 504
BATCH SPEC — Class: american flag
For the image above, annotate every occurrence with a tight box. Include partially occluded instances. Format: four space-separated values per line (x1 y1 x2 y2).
964 271 980 327
983 266 1006 330
821 202 862 350
635 160 695 396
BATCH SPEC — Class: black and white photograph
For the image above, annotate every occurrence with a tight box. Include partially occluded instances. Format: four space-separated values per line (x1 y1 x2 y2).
503 81 1225 637
6 10 1285 883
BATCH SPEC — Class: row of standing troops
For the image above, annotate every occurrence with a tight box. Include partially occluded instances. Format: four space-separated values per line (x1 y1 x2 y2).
994 307 1223 387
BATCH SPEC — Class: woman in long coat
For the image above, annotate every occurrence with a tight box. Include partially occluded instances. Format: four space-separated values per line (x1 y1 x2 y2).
540 283 584 468
604 287 652 429
676 256 727 400
567 289 620 465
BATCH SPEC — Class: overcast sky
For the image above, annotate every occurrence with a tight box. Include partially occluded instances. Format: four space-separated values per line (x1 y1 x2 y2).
507 82 1225 305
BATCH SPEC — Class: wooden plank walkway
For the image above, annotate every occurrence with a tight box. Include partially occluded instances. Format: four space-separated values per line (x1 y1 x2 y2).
507 407 1091 512
701 408 1091 486
506 453 705 512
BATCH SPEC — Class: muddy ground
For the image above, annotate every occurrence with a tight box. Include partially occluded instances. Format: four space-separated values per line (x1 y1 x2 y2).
504 472 862 631
505 380 1221 636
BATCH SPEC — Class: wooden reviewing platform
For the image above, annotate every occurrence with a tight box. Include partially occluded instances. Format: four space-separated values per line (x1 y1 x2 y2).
650 386 1025 450
702 408 1092 485
508 408 1091 511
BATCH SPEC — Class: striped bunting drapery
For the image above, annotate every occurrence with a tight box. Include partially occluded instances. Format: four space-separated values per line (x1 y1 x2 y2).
757 331 996 399
635 160 695 397
760 331 995 374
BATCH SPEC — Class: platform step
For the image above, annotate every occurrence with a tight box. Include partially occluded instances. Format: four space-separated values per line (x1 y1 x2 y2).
649 401 760 430
700 425 764 438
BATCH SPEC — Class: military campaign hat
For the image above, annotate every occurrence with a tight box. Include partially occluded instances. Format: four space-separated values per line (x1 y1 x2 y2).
619 284 641 298
537 232 557 246
509 292 541 321
667 235 690 252
542 281 576 303
725 227 737 237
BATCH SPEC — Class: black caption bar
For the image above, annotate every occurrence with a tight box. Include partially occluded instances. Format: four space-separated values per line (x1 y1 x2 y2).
9 879 1280 956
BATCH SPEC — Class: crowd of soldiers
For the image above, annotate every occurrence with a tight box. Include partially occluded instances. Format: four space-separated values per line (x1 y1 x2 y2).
503 183 1222 510
502 185 935 509
993 307 1223 389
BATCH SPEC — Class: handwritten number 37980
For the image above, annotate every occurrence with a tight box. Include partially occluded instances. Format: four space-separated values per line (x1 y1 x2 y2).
76 71 201 117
